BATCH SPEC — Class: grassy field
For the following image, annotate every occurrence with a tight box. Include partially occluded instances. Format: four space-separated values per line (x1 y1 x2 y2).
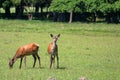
0 20 120 80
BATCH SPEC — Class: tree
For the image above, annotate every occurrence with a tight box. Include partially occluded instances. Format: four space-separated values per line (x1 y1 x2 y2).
0 0 4 8
50 0 84 23
12 0 34 19
2 0 12 18
85 0 101 22
98 0 120 23
113 0 120 23
34 0 52 19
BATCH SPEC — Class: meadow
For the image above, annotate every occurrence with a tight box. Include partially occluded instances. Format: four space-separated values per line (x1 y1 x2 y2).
0 20 120 80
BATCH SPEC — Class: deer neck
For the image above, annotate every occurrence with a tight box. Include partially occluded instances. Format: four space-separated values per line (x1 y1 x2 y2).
52 41 57 50
12 56 17 63
12 52 19 63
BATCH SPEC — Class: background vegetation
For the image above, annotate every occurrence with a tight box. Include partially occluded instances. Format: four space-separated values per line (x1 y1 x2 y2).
0 0 120 23
0 20 120 80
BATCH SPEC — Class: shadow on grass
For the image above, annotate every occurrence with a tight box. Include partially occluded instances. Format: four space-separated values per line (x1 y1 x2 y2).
23 66 67 70
57 66 67 70
26 66 45 69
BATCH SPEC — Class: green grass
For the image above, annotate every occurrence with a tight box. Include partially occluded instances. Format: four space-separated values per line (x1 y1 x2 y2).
0 20 120 80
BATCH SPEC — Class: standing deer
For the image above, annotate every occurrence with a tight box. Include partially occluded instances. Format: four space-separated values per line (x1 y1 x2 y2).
47 34 60 69
9 43 41 69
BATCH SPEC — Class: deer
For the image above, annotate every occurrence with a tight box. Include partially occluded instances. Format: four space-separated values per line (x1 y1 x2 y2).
47 34 60 69
9 43 41 69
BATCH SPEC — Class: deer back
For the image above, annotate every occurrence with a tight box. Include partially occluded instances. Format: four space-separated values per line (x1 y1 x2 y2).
14 43 39 58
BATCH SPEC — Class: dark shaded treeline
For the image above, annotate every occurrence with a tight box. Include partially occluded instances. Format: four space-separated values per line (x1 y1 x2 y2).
0 0 120 23
0 11 120 23
0 0 51 19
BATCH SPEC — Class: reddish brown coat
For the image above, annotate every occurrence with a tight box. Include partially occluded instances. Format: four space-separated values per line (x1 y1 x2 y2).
9 43 41 69
47 34 60 69
47 42 58 54
14 43 39 58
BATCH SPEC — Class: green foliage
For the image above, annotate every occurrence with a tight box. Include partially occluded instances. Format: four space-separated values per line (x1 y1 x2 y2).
50 0 84 12
11 0 21 6
50 0 120 16
0 0 4 7
1 0 120 13
98 0 120 14
113 0 120 12
2 0 12 9
99 3 112 14
85 0 100 12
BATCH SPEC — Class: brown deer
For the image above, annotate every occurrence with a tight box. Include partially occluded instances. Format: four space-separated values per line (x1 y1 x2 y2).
47 34 60 69
9 43 41 69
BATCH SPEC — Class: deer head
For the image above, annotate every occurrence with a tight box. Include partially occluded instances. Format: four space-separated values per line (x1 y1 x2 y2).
9 58 14 68
50 34 60 43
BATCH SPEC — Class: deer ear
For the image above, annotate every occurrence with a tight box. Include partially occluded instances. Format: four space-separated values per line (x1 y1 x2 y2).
58 34 60 37
50 34 53 38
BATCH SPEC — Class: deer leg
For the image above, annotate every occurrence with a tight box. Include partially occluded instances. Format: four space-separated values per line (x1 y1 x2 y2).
50 55 53 69
19 58 23 69
36 53 41 68
32 54 37 68
24 56 26 67
56 54 59 68
53 55 55 69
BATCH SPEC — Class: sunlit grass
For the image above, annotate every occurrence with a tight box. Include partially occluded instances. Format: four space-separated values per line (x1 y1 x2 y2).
0 20 120 36
0 20 120 80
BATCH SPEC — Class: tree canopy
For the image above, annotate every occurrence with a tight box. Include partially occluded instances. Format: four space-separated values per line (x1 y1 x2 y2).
0 0 120 23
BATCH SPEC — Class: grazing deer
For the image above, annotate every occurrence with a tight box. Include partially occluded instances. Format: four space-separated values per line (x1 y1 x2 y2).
9 43 41 69
47 34 60 69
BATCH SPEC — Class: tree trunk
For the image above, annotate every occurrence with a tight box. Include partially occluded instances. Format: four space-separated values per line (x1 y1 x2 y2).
112 12 119 23
53 12 58 22
28 14 33 20
35 3 39 14
69 11 73 23
46 7 49 13
35 3 39 18
93 12 96 22
15 0 24 19
5 6 11 18
15 6 19 16
40 6 43 19
15 5 23 19
118 11 120 23
40 7 43 13
106 13 111 23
